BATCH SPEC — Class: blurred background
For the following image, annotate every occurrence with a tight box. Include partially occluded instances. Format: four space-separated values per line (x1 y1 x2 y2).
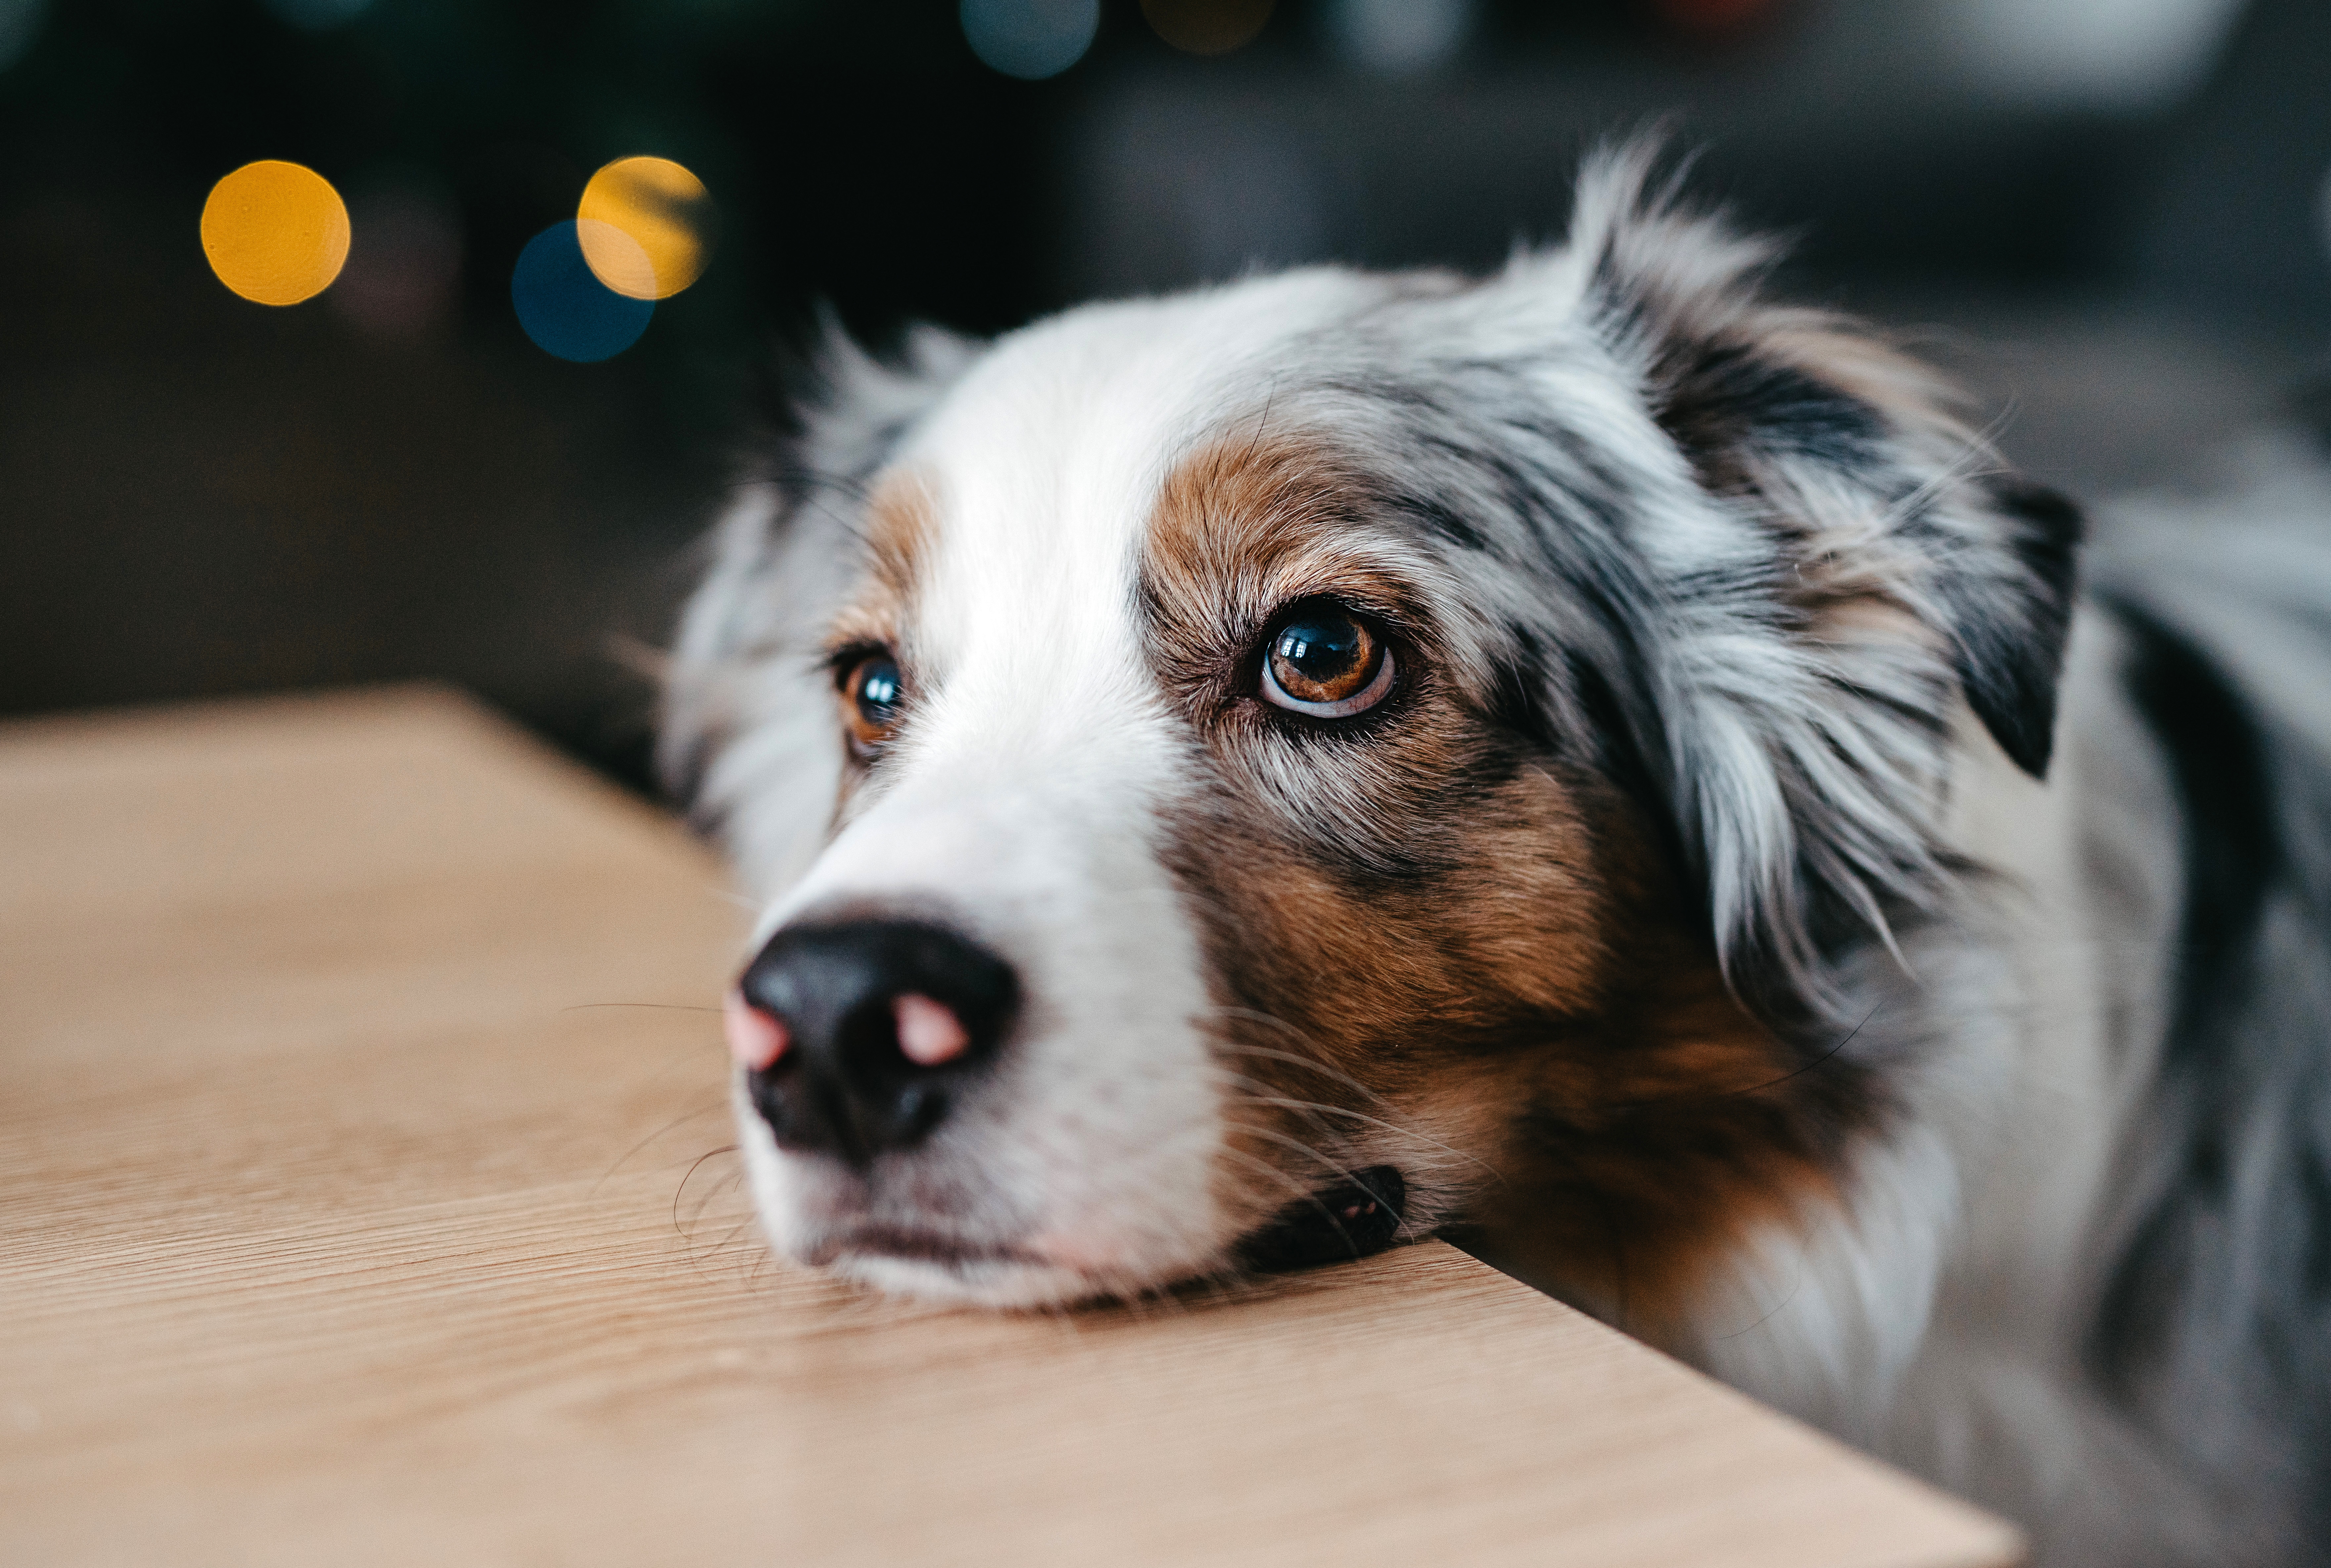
1 0 2325 792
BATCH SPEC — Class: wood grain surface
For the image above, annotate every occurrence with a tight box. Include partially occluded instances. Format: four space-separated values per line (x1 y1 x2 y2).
0 687 2022 1567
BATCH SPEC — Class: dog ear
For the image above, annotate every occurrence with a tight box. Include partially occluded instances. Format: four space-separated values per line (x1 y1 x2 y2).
659 314 984 889
1576 146 2084 780
1562 142 2084 1021
1931 473 2084 777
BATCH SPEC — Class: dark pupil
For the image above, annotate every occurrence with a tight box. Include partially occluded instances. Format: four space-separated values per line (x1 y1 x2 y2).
1273 615 1362 682
856 659 902 723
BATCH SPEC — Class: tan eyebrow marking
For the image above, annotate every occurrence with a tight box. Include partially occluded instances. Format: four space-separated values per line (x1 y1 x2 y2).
824 469 940 657
864 471 937 603
1142 433 1438 724
1146 433 1370 632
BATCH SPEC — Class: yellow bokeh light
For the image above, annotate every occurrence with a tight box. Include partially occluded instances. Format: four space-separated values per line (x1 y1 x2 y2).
575 218 656 300
576 156 713 301
200 161 351 307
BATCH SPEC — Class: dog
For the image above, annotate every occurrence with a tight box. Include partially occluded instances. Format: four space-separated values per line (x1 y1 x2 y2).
659 144 2331 1566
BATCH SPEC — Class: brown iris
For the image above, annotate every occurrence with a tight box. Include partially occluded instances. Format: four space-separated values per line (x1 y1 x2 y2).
1260 604 1394 718
840 651 904 754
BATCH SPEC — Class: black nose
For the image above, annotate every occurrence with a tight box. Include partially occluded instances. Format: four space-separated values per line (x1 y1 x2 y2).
736 919 1019 1166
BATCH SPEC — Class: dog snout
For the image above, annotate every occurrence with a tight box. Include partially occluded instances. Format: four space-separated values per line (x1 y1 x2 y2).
733 919 1020 1166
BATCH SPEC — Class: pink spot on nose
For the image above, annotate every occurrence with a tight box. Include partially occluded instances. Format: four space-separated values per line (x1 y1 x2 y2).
724 988 787 1071
894 993 970 1067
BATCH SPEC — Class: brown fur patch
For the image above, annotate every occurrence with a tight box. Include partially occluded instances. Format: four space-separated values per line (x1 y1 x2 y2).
822 470 937 658
1142 433 1875 1337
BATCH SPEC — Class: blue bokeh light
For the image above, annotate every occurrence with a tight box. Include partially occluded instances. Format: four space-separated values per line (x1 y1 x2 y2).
1323 0 1473 75
960 0 1100 81
511 221 653 364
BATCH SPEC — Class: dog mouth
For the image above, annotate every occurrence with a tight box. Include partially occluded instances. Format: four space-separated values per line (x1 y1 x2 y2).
808 1224 1043 1270
1235 1166 1407 1273
798 1166 1408 1285
805 1166 1407 1281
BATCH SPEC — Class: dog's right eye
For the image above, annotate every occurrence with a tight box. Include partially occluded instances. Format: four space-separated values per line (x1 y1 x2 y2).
840 653 905 756
1259 603 1395 719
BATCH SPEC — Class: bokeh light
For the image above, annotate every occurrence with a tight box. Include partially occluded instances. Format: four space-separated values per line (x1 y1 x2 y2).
1141 0 1272 56
512 220 653 363
1323 0 1472 75
575 156 713 301
961 0 1099 81
200 161 352 307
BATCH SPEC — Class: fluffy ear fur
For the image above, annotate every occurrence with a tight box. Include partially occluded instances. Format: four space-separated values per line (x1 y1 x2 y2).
659 315 983 893
1565 143 2085 1022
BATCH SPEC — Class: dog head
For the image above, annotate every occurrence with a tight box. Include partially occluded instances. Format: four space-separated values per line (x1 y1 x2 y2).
662 146 2081 1317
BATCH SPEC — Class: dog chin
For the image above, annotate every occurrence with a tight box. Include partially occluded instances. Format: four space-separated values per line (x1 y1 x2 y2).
741 1101 1232 1309
826 1248 1117 1309
788 1214 1240 1308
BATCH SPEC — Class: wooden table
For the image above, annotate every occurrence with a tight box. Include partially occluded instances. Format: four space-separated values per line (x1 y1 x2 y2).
0 687 2021 1567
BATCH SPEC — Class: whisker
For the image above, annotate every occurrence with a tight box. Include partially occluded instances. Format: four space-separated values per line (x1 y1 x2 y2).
1212 1139 1333 1207
1219 1118 1372 1194
1710 1268 1809 1342
700 1211 762 1265
594 1092 734 1194
1197 1029 1393 1109
672 1144 741 1238
679 1167 747 1234
1206 1063 1488 1177
1231 1093 1501 1180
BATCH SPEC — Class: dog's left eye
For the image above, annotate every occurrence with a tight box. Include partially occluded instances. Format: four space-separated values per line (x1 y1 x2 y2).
1259 604 1396 719
840 652 905 755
